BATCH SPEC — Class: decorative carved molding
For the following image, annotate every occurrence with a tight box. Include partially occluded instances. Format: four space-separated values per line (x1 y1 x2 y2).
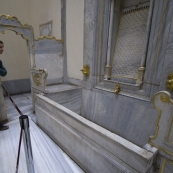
35 36 63 43
149 91 173 157
31 68 48 93
0 14 31 27
33 74 42 86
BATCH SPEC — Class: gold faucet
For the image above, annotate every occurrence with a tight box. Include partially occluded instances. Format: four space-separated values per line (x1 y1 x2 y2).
114 84 120 94
166 73 173 91
81 65 90 76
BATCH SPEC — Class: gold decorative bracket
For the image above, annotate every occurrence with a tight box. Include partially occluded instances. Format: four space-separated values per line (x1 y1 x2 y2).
166 73 173 91
114 84 120 94
81 65 90 76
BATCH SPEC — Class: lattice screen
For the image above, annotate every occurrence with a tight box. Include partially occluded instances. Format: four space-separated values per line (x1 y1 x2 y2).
111 6 149 79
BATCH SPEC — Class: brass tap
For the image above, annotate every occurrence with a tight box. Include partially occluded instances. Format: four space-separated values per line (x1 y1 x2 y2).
114 84 120 94
81 65 90 76
166 73 173 91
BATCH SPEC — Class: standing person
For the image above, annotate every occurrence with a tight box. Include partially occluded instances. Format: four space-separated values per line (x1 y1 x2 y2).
0 40 8 130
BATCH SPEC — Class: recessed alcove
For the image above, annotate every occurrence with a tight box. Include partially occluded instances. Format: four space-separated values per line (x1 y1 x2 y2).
107 0 151 84
95 0 154 99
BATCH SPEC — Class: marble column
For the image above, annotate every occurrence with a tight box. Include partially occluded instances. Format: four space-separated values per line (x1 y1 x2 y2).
0 78 8 122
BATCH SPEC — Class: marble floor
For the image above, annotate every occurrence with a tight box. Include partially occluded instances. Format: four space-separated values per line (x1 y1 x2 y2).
0 93 84 173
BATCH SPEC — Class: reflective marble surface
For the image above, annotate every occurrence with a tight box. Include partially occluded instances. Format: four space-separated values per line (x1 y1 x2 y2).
0 93 84 173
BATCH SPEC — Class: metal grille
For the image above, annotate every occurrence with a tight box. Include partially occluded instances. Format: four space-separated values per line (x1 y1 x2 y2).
111 7 149 79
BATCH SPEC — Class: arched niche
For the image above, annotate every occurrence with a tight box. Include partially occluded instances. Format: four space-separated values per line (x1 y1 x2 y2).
0 14 36 69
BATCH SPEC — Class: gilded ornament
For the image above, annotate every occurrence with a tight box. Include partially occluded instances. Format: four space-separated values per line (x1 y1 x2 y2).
160 95 169 103
35 36 63 43
33 74 42 86
149 91 173 156
5 15 13 20
166 73 173 91
0 14 30 27
114 84 120 94
81 65 90 76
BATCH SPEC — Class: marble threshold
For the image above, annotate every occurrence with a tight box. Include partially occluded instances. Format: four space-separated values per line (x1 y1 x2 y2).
0 93 84 173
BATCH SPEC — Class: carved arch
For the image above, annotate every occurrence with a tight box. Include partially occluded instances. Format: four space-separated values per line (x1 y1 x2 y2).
0 14 36 68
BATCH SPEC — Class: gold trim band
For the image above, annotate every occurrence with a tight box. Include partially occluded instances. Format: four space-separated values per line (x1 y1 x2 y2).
35 36 63 43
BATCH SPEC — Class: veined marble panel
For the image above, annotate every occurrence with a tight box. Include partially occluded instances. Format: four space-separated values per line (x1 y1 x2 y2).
45 84 80 93
81 88 158 147
35 39 62 54
84 0 98 82
2 79 31 95
45 87 82 114
35 54 63 84
144 0 173 86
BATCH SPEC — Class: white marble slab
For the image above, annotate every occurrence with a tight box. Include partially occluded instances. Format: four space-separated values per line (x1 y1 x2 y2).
1 93 84 173
0 119 84 173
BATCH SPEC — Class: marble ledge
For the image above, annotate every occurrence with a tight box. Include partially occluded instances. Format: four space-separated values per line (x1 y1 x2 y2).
94 86 150 102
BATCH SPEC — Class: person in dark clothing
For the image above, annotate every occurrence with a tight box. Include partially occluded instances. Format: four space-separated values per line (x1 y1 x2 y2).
0 40 8 130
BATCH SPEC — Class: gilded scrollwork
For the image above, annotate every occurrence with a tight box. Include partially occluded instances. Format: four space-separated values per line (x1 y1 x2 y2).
160 94 171 103
149 91 173 156
166 73 173 91
33 74 42 86
35 36 63 43
0 14 31 27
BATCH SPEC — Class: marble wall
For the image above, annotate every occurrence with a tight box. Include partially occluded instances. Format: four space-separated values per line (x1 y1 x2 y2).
65 0 173 148
81 88 158 147
45 85 82 114
35 39 63 85
2 79 31 95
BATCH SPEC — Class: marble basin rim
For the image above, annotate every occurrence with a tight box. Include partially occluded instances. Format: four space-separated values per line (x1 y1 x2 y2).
35 93 156 173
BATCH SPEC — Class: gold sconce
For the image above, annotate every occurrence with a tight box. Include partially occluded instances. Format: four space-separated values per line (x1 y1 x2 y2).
166 73 173 91
81 65 90 76
114 84 120 94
